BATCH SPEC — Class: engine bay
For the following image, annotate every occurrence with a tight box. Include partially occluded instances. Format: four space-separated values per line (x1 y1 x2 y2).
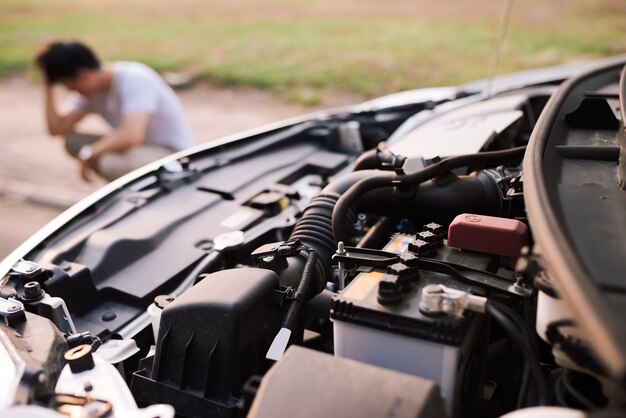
1 58 625 417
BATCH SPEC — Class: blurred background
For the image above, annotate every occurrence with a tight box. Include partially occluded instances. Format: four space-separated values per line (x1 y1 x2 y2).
0 0 625 258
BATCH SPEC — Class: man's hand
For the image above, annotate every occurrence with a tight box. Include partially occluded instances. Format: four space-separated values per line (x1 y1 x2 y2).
74 112 149 182
77 144 97 183
79 158 96 183
43 85 85 137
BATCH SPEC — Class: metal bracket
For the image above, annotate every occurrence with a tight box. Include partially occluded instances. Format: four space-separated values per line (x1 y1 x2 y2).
332 245 530 297
11 259 42 279
332 246 399 269
252 239 303 260
0 297 26 328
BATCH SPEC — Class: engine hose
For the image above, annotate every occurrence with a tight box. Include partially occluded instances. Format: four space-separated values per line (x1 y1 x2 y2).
352 143 405 172
291 194 339 258
289 170 380 256
288 194 350 293
322 170 384 195
332 146 526 243
352 147 380 171
354 171 505 225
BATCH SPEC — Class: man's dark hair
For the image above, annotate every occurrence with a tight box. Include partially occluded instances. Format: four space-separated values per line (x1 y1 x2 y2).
36 41 101 84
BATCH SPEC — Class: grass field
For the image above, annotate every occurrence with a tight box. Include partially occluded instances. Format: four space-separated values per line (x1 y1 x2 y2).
1 0 625 104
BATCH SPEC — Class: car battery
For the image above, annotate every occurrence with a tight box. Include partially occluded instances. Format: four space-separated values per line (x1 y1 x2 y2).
331 233 488 417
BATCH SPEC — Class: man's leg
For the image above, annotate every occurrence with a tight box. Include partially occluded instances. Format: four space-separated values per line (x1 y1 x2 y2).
64 131 101 158
96 145 175 181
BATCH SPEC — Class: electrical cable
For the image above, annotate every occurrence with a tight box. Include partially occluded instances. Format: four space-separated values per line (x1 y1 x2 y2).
554 371 569 407
495 301 541 408
559 369 598 411
266 249 320 361
486 300 549 406
485 300 538 408
283 250 319 331
516 363 530 409
497 301 540 357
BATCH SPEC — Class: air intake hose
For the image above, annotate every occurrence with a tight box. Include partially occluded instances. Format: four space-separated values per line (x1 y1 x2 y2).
286 194 342 296
354 170 508 225
332 146 526 243
277 170 379 294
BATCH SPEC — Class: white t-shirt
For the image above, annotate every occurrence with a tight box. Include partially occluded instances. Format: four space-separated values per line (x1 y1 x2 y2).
68 62 195 151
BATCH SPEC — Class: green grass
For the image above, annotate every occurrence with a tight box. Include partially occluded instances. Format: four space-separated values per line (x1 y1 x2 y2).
1 1 625 104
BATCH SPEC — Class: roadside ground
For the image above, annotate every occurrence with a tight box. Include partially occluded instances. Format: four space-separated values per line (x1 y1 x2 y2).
0 77 358 259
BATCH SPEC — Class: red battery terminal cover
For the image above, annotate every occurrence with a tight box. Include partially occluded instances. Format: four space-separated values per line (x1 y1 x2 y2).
447 213 528 267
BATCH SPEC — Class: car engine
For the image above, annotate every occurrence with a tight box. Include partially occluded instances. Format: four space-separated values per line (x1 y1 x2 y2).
1 57 625 417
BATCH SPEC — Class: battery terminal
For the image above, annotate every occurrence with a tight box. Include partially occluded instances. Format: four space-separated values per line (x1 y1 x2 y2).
420 284 487 317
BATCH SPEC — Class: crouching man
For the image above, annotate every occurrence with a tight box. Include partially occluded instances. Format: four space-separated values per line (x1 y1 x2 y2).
36 41 195 182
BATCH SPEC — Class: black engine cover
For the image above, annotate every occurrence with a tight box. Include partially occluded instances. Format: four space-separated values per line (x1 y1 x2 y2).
131 268 281 417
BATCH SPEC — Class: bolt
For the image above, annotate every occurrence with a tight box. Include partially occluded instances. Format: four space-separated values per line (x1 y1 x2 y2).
84 381 93 392
337 242 347 290
22 281 44 302
23 281 42 299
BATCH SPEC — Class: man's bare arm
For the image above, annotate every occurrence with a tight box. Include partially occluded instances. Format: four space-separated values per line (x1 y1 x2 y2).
78 112 150 182
43 85 85 136
90 112 150 158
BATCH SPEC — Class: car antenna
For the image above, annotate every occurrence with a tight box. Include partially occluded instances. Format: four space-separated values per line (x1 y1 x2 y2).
483 0 515 99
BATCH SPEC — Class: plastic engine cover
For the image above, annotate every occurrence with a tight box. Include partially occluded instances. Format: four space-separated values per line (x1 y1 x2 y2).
248 346 447 418
131 268 282 418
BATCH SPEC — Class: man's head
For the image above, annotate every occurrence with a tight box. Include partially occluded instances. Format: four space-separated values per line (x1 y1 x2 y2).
36 41 104 96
